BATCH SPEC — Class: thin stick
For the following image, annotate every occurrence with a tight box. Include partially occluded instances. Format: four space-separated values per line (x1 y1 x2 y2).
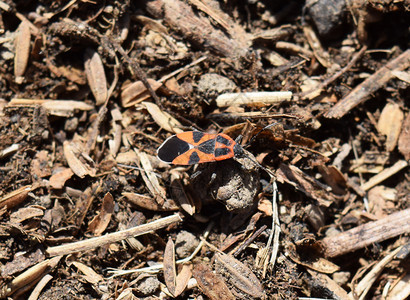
46 213 183 257
107 221 214 278
361 160 408 191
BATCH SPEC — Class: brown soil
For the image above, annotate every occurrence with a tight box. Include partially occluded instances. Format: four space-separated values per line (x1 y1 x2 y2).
0 0 409 299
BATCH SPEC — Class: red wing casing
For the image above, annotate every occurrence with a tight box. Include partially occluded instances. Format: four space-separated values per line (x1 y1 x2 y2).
157 131 237 165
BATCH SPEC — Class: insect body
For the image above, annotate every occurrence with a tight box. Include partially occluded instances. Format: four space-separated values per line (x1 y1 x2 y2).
157 131 244 165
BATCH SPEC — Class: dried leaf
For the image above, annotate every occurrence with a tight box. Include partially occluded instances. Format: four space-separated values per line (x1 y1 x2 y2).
10 206 44 224
30 150 51 179
284 131 317 148
84 48 107 105
163 238 177 296
192 262 235 300
258 199 273 216
122 192 178 211
121 79 162 107
71 261 103 284
170 172 195 215
174 264 193 297
63 140 96 178
214 253 264 298
14 20 31 83
49 167 74 189
143 101 183 133
87 192 115 236
317 165 347 195
276 163 335 207
135 150 166 201
73 183 100 228
115 150 139 164
378 102 404 151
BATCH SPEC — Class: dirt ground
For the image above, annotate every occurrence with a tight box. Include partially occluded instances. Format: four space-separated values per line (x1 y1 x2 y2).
0 0 409 299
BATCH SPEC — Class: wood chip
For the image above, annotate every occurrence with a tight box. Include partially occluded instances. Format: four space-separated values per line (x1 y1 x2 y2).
377 102 404 151
8 99 94 117
109 108 122 157
320 208 410 257
1 248 45 278
361 160 408 191
30 150 51 179
14 20 31 83
386 272 410 300
84 48 108 105
325 49 410 119
392 69 410 84
306 269 350 300
216 91 292 107
46 59 86 85
146 0 250 58
121 79 162 107
303 25 331 68
0 185 32 210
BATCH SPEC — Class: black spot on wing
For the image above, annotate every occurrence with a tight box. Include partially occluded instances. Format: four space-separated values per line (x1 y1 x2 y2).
215 147 231 158
197 138 216 154
216 135 232 146
188 151 200 164
157 136 190 163
192 131 204 143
